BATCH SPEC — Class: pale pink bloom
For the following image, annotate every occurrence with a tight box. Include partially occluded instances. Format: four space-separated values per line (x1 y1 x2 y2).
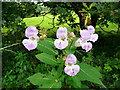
56 27 67 39
54 39 68 50
65 54 77 65
22 39 37 51
25 26 38 38
81 42 92 52
87 25 95 34
80 30 91 41
75 38 87 47
89 34 98 42
64 65 80 76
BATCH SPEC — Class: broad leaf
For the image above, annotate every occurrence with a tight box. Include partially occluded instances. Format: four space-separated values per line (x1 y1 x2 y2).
78 63 106 88
28 73 61 88
66 76 81 88
36 53 58 65
37 38 58 55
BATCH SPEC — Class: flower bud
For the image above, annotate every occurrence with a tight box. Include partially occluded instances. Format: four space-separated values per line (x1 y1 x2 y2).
69 32 75 38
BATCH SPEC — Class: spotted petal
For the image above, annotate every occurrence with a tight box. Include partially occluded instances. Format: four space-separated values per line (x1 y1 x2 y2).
65 54 77 65
64 65 80 76
81 42 92 52
54 39 68 50
22 39 37 51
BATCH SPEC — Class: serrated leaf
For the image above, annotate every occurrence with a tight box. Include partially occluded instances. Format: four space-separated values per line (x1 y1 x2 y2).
37 38 58 55
78 63 106 88
28 73 61 88
36 53 58 65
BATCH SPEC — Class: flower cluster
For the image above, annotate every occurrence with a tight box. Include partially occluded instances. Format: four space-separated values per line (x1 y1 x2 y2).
64 54 80 76
22 26 39 51
54 27 68 50
75 25 98 52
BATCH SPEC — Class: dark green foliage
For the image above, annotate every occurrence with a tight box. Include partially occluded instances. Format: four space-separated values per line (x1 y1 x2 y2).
2 2 42 27
2 2 120 89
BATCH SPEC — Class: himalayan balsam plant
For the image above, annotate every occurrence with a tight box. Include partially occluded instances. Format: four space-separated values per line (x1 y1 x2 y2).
22 25 106 88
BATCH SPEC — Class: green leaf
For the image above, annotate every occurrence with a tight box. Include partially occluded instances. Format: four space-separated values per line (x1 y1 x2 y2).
36 53 58 65
71 76 81 88
28 73 61 88
81 84 89 88
78 62 106 88
37 38 58 56
66 76 81 88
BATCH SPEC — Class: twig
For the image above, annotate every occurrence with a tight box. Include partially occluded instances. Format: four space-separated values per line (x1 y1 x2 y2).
0 43 20 50
2 49 16 53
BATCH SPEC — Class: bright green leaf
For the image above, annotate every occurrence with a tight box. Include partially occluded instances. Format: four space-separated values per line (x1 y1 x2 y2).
78 62 106 88
37 38 58 55
28 73 61 88
36 53 58 65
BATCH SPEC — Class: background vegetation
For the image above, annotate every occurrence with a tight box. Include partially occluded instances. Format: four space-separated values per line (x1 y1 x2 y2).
2 2 120 88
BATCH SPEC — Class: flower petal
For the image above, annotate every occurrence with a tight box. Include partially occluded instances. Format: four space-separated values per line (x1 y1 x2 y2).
81 42 92 52
87 25 95 34
65 54 77 65
64 65 80 76
56 27 67 39
22 39 37 51
80 30 91 41
54 39 68 50
90 34 98 42
25 26 38 38
75 38 87 47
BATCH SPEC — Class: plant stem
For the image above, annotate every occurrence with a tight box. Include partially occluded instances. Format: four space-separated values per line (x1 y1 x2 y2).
0 43 20 50
68 40 73 49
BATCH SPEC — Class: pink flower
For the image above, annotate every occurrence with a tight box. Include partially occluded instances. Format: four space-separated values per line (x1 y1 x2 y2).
65 54 77 65
25 26 38 38
87 25 95 34
89 34 98 42
75 38 87 47
81 42 92 52
64 65 80 76
56 27 67 39
54 39 68 50
80 30 91 41
22 39 37 51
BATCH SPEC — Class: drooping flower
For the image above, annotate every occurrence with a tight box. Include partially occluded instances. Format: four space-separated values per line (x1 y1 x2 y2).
25 26 38 38
22 39 37 51
54 39 68 50
22 26 39 51
65 54 77 65
81 42 92 52
56 27 67 39
64 65 80 76
75 25 98 52
64 54 80 76
54 27 68 50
